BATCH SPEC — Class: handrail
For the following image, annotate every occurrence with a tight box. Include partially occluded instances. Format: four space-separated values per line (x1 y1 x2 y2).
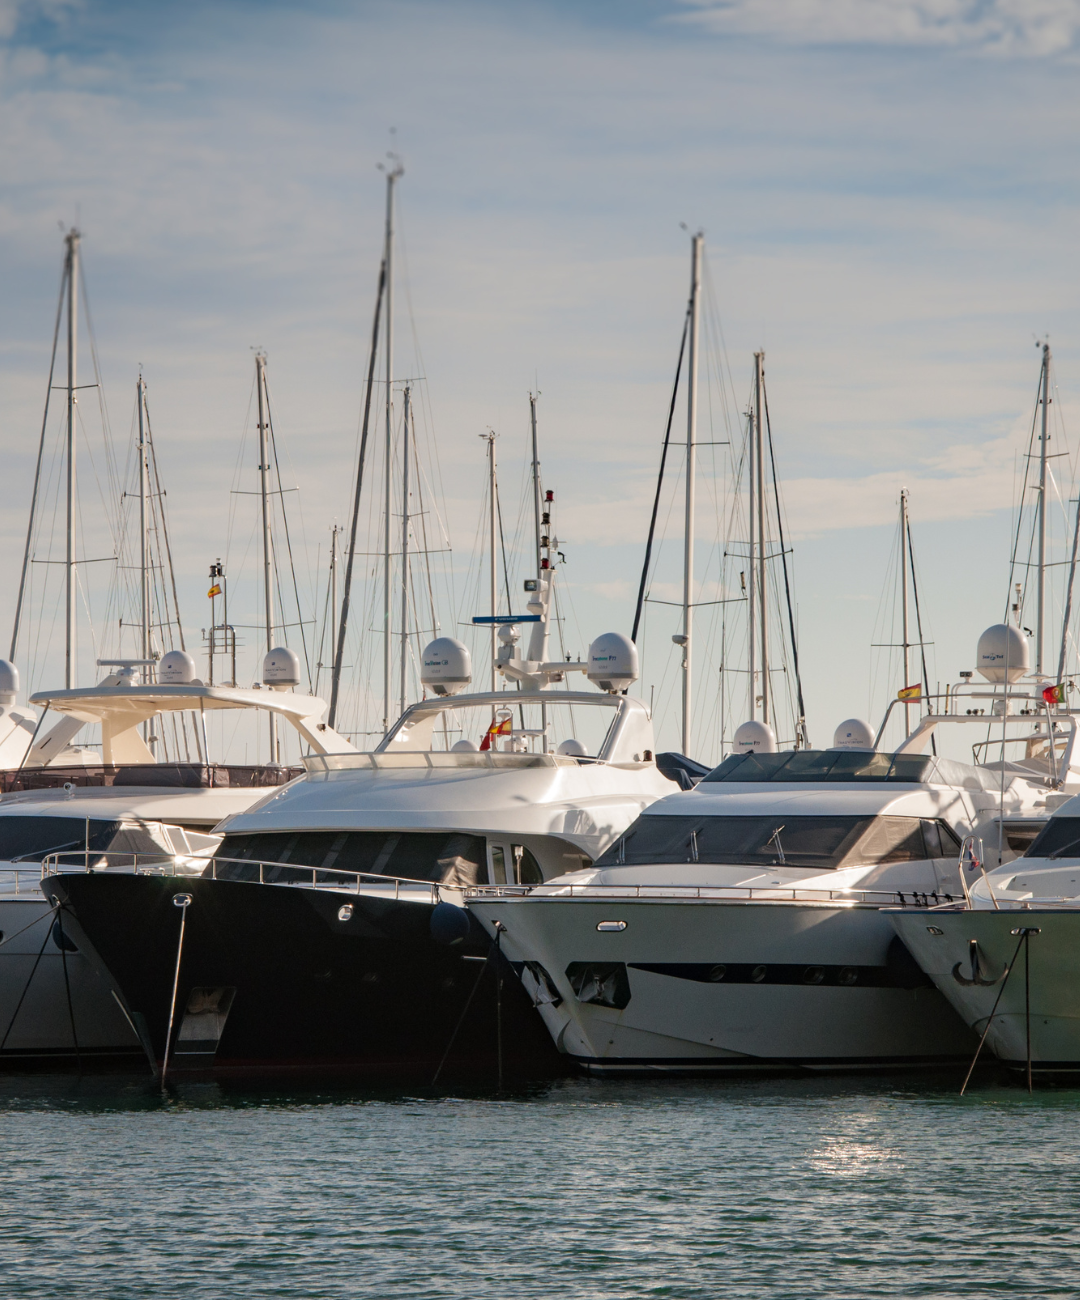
462 882 955 907
38 849 442 902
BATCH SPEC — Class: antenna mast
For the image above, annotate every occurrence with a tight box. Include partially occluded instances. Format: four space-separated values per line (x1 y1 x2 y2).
530 393 542 580
681 233 702 756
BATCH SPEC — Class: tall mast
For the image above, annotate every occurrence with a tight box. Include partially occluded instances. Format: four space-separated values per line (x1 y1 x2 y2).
330 525 339 684
755 351 768 727
137 374 151 666
530 393 542 580
486 432 497 692
900 487 911 733
381 161 402 736
399 385 411 715
681 233 702 756
65 229 79 689
1037 342 1051 677
747 399 756 722
255 351 277 763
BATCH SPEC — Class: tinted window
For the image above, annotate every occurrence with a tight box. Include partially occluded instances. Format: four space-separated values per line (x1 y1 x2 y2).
598 814 930 871
0 817 121 863
1025 818 1080 860
703 751 934 784
214 830 486 885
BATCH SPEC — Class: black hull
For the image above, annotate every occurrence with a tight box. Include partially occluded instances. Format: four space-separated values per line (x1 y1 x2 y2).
43 874 568 1083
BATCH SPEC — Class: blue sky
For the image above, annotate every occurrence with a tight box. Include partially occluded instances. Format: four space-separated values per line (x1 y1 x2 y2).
1 0 1078 759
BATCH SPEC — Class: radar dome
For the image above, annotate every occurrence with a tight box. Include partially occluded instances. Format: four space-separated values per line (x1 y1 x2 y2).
450 738 479 752
0 660 19 705
262 646 301 691
587 632 638 694
158 650 196 685
557 738 587 756
421 638 472 697
831 718 875 751
733 719 777 754
976 623 1029 684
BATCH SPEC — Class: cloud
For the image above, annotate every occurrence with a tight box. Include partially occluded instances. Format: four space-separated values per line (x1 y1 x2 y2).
675 0 1080 56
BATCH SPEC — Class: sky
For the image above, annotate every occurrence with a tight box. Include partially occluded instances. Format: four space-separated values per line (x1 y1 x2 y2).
0 0 1078 762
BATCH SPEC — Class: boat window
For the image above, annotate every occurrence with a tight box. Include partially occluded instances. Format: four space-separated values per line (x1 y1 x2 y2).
938 822 962 855
490 845 508 886
1024 818 1080 860
703 750 935 784
921 820 942 858
0 816 122 863
215 830 487 885
597 814 934 870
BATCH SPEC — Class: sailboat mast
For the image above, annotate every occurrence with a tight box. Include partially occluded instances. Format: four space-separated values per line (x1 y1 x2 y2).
747 400 756 722
487 432 497 692
399 385 411 716
65 229 79 689
382 164 400 735
1037 342 1051 677
681 233 702 757
530 393 542 579
900 487 911 733
255 352 277 763
755 351 768 727
137 375 151 665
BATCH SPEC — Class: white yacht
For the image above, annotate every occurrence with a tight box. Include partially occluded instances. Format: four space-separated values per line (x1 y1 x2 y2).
0 652 355 1067
42 619 678 1079
888 795 1080 1076
465 625 1074 1073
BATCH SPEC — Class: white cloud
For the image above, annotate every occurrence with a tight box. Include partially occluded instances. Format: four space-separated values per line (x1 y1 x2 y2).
675 0 1080 56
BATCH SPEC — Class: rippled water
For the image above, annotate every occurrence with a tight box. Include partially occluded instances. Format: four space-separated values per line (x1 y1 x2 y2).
0 1069 1077 1298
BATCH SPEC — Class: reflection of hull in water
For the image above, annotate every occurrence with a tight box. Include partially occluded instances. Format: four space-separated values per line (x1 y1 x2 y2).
0 896 143 1068
43 873 568 1081
889 908 1080 1073
469 896 978 1073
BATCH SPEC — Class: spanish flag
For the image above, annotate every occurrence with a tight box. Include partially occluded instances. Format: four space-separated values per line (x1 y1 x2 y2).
897 683 922 702
1043 683 1066 704
207 583 222 599
479 715 512 752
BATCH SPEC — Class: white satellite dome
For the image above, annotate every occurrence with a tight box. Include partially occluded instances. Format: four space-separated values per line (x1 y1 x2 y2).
557 738 587 756
158 650 197 685
0 660 19 706
450 738 479 752
830 718 875 751
733 719 777 754
587 632 639 694
262 646 301 691
976 623 1029 684
421 638 472 697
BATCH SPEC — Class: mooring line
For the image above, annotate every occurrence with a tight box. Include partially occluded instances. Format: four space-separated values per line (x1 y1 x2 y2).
160 892 193 1090
0 902 59 1052
960 930 1031 1096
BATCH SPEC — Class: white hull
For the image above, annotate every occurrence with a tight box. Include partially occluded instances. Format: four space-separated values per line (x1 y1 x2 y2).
0 894 142 1064
888 908 1080 1072
470 895 977 1071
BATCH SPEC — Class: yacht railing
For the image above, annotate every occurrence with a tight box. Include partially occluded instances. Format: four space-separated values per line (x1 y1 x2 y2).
463 882 957 908
0 866 55 895
38 851 441 903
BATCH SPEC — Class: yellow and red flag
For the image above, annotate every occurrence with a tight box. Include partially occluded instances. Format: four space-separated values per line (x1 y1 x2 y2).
207 583 222 599
897 683 922 702
479 714 512 752
1043 683 1066 704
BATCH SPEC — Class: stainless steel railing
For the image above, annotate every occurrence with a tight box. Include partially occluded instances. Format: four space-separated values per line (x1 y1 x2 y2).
38 850 440 902
463 881 956 907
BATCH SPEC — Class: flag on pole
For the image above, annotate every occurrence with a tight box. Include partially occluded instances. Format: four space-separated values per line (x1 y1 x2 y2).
897 683 922 702
1043 683 1066 704
207 583 222 598
479 714 512 752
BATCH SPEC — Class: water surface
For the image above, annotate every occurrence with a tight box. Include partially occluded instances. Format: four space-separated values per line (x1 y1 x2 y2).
0 1070 1075 1298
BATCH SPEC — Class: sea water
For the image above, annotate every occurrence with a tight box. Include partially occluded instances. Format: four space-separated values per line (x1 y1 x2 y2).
0 1070 1077 1299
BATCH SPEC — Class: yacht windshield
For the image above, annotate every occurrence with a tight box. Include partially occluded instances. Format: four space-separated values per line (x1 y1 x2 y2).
0 816 122 862
1026 818 1080 860
703 751 933 783
215 830 487 886
596 814 933 870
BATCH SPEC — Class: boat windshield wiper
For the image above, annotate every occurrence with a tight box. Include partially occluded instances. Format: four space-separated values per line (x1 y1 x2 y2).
767 824 786 865
1047 836 1080 860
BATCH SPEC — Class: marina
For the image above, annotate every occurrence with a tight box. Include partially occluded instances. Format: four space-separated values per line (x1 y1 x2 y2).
0 2 1077 1295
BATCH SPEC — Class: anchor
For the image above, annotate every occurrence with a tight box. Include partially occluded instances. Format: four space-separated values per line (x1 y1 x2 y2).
952 937 1004 987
